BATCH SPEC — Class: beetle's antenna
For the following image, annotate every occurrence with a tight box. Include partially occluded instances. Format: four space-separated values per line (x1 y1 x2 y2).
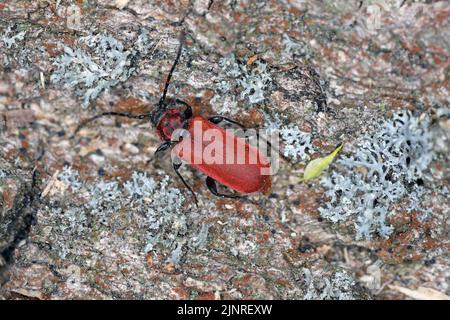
72 111 152 138
158 31 185 108
72 31 186 137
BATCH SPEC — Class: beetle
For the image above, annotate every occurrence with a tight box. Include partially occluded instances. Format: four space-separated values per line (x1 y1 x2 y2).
74 31 272 203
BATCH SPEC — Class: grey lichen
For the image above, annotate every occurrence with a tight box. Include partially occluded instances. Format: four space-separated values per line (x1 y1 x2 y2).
303 268 359 300
264 111 314 161
58 166 83 192
319 110 434 240
192 223 210 249
0 24 28 68
46 168 200 264
279 123 314 161
50 30 152 107
211 54 272 113
282 34 313 61
1 24 26 49
237 60 272 104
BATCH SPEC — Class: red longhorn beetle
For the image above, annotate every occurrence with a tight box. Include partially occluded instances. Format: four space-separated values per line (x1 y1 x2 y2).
74 31 272 204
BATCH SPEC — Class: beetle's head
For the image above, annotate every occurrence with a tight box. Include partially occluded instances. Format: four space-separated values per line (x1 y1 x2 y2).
154 100 193 141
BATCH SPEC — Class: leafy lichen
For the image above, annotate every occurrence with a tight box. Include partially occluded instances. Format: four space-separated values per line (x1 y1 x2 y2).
319 110 434 240
279 123 314 161
211 54 273 114
237 60 272 104
47 168 202 264
1 24 26 49
50 30 152 107
282 34 313 61
303 268 360 300
264 111 314 161
58 166 82 192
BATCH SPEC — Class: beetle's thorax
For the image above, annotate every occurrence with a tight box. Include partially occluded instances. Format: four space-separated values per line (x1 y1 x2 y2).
156 109 186 141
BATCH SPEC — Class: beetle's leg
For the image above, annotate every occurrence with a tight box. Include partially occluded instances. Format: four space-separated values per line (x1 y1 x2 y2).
173 160 198 206
205 176 241 199
208 116 246 129
208 116 256 142
206 177 260 205
208 116 259 140
145 140 179 166
149 141 198 205
155 141 179 156
72 111 152 137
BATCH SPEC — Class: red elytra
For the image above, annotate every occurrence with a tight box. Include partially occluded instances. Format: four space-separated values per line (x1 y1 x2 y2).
171 116 272 194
